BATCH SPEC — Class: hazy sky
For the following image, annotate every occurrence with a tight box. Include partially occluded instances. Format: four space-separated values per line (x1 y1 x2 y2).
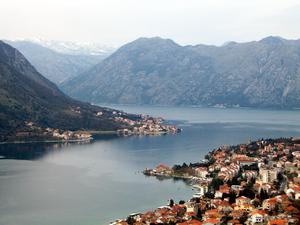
1 0 300 47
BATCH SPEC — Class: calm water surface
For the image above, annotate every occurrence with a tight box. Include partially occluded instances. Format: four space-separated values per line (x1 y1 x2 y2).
0 106 300 225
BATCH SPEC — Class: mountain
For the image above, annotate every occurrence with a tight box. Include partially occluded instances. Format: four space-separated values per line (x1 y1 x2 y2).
5 40 113 84
0 41 136 141
61 36 300 108
27 39 115 56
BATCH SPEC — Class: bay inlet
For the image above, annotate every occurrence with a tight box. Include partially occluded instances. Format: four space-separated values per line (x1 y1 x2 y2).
0 106 300 225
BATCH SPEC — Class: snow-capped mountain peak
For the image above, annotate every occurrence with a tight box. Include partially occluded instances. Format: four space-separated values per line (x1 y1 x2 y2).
13 38 115 56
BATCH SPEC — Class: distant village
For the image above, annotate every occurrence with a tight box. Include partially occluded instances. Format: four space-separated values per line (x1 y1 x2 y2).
112 137 300 225
12 111 180 143
114 114 180 135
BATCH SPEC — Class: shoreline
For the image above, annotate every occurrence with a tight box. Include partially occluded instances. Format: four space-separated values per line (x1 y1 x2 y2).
112 136 300 225
99 103 300 111
0 115 181 145
0 137 94 145
0 127 181 145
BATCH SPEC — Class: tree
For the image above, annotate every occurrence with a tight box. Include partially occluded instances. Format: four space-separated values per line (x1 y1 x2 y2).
227 192 237 204
252 199 260 208
126 216 136 225
222 216 233 225
239 216 248 224
259 189 269 201
169 199 174 207
196 207 202 220
209 178 224 192
240 187 255 199
287 151 294 162
246 178 255 189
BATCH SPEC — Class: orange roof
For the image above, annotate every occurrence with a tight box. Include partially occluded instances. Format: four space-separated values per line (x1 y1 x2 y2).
240 203 253 208
117 221 128 225
237 196 250 200
227 220 240 224
285 205 300 214
179 219 203 225
218 201 230 206
156 164 171 169
172 204 186 210
205 209 218 215
187 212 196 216
219 184 230 193
203 218 220 224
292 187 300 191
268 219 288 225
237 159 256 162
250 210 267 216
230 209 246 218
265 198 277 205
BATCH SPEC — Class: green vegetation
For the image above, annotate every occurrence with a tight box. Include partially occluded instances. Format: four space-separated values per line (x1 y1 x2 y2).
0 41 138 141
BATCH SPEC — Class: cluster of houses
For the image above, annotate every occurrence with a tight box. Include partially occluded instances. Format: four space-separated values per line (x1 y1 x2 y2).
14 121 92 141
48 128 92 140
16 112 179 141
113 138 300 225
115 115 180 135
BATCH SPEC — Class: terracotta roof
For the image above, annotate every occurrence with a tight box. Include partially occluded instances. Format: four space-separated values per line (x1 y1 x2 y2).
187 212 196 216
268 219 288 225
285 205 300 214
265 198 277 205
292 187 300 192
230 209 246 216
250 210 267 216
227 219 240 225
237 196 250 200
203 218 220 224
218 201 230 207
240 203 253 208
205 209 218 215
179 219 203 225
156 164 171 169
118 222 128 225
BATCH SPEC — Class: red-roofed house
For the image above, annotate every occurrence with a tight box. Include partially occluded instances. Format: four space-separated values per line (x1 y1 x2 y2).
155 164 173 175
262 198 278 210
250 210 268 224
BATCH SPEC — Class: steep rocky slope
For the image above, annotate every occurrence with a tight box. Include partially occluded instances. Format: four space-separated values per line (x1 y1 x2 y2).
6 40 109 84
62 36 300 108
0 41 135 141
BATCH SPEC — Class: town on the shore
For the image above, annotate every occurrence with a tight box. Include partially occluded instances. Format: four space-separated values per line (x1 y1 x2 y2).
112 137 300 225
115 114 179 136
11 113 180 143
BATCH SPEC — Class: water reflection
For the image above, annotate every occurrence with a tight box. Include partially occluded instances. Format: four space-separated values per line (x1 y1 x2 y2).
0 134 119 160
0 106 300 225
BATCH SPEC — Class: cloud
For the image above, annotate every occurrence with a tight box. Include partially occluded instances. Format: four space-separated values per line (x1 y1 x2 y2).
0 0 300 46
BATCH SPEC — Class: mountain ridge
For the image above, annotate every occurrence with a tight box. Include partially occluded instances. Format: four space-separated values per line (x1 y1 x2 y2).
62 36 300 108
0 41 137 141
5 40 110 84
8 38 115 55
